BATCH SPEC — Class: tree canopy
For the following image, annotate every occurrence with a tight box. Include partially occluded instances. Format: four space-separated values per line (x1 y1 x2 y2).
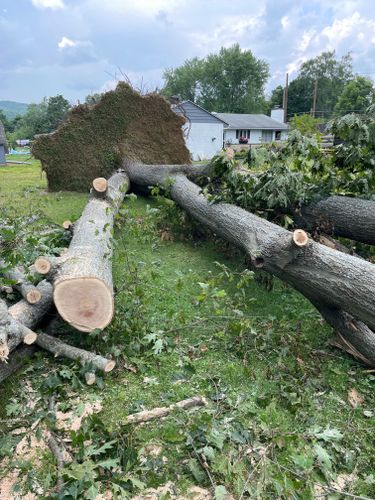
163 44 269 113
334 76 375 116
6 95 71 145
282 51 354 119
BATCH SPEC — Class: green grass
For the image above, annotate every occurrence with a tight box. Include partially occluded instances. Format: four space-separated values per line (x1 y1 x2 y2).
0 154 86 222
0 159 374 498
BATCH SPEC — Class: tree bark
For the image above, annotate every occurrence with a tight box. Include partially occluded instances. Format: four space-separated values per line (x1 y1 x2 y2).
0 280 53 381
37 172 130 332
299 195 375 246
35 332 115 372
124 163 375 341
125 396 207 424
0 260 42 304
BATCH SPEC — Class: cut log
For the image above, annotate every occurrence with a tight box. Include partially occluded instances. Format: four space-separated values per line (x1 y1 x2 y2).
0 260 42 304
41 171 130 332
125 396 207 425
35 332 115 372
92 177 108 196
299 195 375 246
0 280 53 382
62 220 73 230
124 163 375 338
0 345 36 384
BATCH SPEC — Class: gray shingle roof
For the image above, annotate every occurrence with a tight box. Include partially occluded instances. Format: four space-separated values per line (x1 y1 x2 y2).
0 121 6 146
173 100 228 125
213 113 289 130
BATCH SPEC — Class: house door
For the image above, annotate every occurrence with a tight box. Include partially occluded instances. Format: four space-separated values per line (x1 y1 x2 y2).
261 130 273 143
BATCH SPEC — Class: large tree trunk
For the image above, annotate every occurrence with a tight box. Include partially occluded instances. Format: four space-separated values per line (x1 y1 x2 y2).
124 163 375 363
36 172 130 332
299 195 375 246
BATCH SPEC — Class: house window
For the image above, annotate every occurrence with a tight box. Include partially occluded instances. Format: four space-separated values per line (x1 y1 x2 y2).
235 129 250 139
261 130 273 143
275 131 281 141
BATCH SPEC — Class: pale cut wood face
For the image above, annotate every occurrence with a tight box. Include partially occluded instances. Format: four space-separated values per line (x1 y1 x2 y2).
54 277 113 333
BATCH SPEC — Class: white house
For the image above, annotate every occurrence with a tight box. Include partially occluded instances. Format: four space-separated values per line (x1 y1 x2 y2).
214 108 289 146
172 100 228 160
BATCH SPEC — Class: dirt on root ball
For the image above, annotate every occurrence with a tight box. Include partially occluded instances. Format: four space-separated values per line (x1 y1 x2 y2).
32 82 191 192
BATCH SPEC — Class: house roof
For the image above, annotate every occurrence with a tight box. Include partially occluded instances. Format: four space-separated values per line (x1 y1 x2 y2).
213 113 289 130
172 100 229 125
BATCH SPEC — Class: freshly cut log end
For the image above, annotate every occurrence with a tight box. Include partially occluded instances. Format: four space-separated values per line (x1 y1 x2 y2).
24 331 38 345
26 289 42 305
62 220 73 230
104 359 116 372
53 277 114 332
85 372 96 385
0 286 13 294
293 229 309 247
92 177 108 193
35 257 52 275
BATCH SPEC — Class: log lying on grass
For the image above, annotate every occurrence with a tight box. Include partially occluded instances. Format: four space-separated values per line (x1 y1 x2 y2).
124 162 375 364
35 172 130 332
299 195 375 246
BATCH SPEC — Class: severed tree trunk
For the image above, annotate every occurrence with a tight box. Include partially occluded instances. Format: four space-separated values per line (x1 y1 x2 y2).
124 162 375 364
36 172 130 332
299 195 375 246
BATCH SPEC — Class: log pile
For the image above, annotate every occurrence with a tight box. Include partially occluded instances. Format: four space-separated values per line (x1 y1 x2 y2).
0 170 129 383
2 158 375 386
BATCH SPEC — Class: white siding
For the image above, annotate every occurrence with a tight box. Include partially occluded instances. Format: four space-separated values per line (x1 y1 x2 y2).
224 128 288 145
184 122 223 160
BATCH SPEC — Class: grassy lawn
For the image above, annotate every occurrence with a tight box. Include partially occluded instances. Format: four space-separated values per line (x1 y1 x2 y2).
0 156 374 498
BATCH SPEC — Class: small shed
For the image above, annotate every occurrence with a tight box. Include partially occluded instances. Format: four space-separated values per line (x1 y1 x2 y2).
0 121 6 165
172 100 228 160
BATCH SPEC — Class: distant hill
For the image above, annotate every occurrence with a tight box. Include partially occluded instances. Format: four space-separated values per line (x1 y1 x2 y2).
0 101 29 120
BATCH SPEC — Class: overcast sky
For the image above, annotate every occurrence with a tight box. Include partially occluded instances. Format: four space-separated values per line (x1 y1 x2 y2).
1 0 375 104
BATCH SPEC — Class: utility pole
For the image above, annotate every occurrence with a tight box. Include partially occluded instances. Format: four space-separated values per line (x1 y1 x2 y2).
312 79 318 118
283 73 289 123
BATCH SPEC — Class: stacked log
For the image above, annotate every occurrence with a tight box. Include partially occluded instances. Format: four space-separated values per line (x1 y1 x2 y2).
0 171 128 383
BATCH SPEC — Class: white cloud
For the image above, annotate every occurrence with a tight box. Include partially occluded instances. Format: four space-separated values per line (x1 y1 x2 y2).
190 11 266 54
32 0 65 9
58 36 77 49
281 16 289 29
298 29 316 52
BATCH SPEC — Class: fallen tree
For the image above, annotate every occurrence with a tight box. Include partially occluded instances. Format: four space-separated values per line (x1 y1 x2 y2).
124 161 375 365
298 195 375 246
35 172 130 332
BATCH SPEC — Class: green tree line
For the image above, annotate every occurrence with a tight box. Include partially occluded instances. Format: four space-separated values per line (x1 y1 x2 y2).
2 47 375 145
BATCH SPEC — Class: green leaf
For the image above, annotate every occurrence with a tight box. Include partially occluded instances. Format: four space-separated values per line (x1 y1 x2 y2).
314 444 332 471
188 458 206 483
215 485 228 500
313 427 343 442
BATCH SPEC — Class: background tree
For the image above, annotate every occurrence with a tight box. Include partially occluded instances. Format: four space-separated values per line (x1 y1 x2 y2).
289 114 322 136
163 44 269 113
285 51 353 119
45 95 70 131
334 76 375 116
268 85 284 111
7 95 71 141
